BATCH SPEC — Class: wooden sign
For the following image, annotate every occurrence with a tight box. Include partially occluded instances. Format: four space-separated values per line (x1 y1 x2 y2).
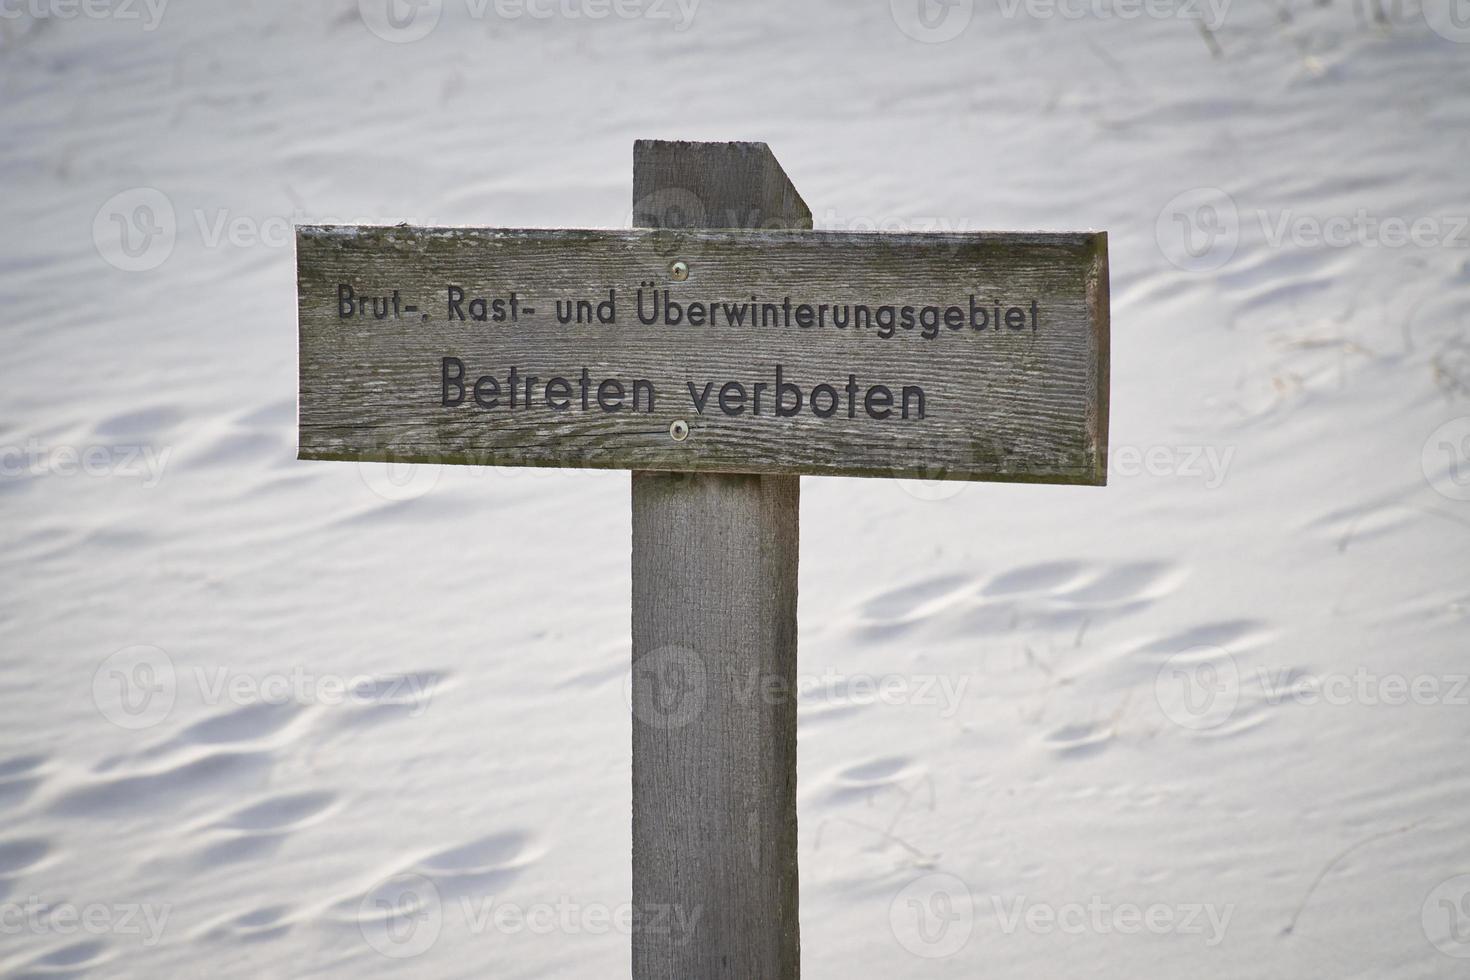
297 225 1109 484
295 140 1114 978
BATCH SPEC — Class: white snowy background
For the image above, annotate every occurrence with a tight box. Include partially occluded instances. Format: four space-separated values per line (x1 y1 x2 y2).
2 0 1470 976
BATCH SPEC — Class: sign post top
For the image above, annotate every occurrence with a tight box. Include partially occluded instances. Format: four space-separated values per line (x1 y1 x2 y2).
633 140 813 232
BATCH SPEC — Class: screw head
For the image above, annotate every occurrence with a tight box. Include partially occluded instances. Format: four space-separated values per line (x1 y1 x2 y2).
669 260 689 282
669 420 690 442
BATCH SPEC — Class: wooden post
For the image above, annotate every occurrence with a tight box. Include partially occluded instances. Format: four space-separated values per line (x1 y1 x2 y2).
297 137 1109 977
630 140 810 979
296 144 1107 977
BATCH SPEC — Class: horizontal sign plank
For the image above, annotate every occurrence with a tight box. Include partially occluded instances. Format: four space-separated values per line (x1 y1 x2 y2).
297 226 1109 484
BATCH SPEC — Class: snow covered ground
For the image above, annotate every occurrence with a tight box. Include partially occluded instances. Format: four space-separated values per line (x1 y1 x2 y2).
2 0 1469 976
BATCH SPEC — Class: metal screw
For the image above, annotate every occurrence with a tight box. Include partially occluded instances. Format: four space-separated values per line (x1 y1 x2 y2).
669 420 690 442
670 260 689 282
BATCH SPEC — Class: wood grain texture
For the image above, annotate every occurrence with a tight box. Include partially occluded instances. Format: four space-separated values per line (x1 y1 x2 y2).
631 470 800 979
632 139 813 233
296 224 1110 485
631 141 801 980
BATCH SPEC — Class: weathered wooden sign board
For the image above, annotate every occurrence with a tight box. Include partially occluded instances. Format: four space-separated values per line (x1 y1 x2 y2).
298 226 1109 484
296 139 1111 980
